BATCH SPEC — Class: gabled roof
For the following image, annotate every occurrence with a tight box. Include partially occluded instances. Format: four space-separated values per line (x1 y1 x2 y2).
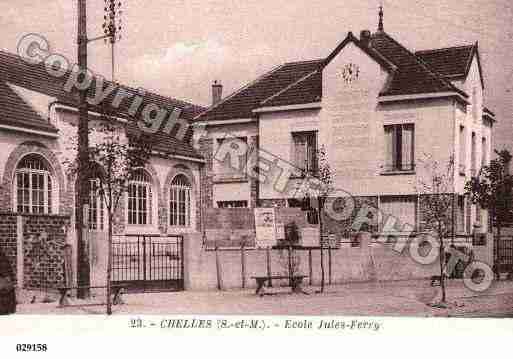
0 49 205 159
195 59 323 121
415 43 484 89
197 30 475 122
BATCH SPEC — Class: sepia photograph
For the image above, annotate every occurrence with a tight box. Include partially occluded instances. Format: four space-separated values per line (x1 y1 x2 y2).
0 1 513 352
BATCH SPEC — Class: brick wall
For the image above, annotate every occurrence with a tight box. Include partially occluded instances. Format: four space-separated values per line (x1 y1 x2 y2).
321 196 378 239
22 214 71 289
0 212 17 285
199 138 214 215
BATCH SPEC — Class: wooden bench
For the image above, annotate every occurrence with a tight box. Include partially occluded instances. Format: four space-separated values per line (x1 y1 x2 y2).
57 285 124 307
251 275 308 296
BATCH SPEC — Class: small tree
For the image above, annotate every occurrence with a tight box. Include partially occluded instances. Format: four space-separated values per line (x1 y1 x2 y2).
417 155 455 304
465 149 513 270
315 145 334 293
64 112 152 314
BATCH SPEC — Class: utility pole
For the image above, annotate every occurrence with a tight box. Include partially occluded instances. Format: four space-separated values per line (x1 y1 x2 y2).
76 0 91 299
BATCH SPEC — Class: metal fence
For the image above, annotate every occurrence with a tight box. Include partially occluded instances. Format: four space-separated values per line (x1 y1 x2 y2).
112 234 184 292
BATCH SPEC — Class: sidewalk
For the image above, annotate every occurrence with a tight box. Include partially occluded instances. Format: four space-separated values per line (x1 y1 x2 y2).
14 279 513 317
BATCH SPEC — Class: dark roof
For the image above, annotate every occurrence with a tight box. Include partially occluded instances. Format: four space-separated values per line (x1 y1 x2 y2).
0 49 204 159
415 45 475 78
197 31 474 122
0 80 58 133
370 32 467 97
196 59 323 121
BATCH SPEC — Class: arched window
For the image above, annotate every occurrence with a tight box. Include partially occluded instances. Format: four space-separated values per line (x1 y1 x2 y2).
14 154 53 214
170 174 191 227
88 178 105 231
127 170 152 225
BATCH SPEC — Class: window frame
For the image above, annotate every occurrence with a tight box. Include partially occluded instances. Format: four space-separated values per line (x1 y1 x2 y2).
291 130 318 176
383 124 415 174
13 154 54 215
169 174 192 227
126 169 152 226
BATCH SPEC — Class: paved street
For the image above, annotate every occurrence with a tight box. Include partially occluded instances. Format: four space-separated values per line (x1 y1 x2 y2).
14 279 513 317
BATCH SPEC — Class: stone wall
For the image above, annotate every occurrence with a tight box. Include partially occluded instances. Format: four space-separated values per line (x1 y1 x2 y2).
0 212 71 289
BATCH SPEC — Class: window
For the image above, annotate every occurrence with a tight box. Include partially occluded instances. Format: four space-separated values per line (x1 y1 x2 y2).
127 170 152 225
88 178 105 231
481 137 487 168
384 124 414 172
14 155 53 214
217 200 247 208
170 175 191 227
456 195 466 233
215 137 247 180
379 196 417 230
471 132 477 176
472 87 478 123
459 126 466 175
292 131 317 175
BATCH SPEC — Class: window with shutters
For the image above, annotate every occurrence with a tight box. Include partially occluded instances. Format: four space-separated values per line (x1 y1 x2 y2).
170 174 191 227
14 154 53 214
127 169 152 225
292 131 317 176
383 124 415 173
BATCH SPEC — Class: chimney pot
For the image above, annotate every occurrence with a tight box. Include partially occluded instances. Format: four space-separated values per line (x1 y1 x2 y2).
360 30 371 47
212 80 223 105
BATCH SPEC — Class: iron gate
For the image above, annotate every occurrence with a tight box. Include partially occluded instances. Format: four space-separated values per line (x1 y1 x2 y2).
496 236 513 273
112 234 184 292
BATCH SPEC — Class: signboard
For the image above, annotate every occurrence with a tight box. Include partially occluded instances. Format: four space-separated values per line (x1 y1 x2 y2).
254 208 277 248
301 227 320 247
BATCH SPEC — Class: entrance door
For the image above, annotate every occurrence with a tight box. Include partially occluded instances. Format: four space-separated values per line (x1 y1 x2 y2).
88 178 109 286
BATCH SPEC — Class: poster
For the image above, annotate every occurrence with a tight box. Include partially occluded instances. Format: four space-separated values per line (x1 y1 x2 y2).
254 208 277 248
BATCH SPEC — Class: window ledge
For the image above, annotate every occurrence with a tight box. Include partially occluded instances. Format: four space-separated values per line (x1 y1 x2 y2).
212 174 248 184
380 170 415 176
124 225 160 235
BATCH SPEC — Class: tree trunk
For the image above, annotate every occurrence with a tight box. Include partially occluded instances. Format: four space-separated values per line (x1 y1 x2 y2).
318 196 325 293
106 213 113 315
439 221 446 303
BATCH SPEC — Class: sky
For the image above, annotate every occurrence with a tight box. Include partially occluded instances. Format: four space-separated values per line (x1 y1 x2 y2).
1 0 512 152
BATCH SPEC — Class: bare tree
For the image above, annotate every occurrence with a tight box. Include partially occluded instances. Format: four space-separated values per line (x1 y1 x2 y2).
416 155 455 304
315 145 334 293
64 113 152 314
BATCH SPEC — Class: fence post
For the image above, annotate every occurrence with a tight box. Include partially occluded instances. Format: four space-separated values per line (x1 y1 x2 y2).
241 244 246 289
308 249 312 286
266 247 272 287
215 247 223 290
328 246 332 285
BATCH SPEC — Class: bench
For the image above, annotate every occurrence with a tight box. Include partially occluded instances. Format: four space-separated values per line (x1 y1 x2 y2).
57 285 124 307
251 275 308 296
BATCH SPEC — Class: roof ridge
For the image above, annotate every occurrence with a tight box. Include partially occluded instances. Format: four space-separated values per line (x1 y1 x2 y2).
260 70 319 106
194 63 286 121
283 58 324 66
415 44 475 54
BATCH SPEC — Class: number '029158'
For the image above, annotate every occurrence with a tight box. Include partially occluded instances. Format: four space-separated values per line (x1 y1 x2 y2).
16 344 48 352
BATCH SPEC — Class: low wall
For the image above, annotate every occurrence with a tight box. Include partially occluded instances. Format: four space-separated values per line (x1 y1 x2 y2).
184 232 453 291
0 212 71 289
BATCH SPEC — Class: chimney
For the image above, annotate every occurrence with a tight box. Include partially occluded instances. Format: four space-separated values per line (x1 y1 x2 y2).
212 80 223 105
360 30 371 47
